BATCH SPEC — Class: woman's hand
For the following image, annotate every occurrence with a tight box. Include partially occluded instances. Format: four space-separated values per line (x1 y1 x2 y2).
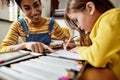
25 42 55 53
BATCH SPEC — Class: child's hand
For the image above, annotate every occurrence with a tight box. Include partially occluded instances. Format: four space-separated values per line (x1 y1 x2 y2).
63 39 76 50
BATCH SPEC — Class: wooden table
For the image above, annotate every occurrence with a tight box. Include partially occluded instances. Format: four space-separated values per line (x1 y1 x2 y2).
78 65 118 80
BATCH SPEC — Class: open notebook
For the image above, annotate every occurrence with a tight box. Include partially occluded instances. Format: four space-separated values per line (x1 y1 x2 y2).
47 50 83 60
0 51 33 66
0 49 83 66
0 50 87 80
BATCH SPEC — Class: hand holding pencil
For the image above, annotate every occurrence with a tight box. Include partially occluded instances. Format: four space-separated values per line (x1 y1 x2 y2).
63 36 77 50
63 37 72 50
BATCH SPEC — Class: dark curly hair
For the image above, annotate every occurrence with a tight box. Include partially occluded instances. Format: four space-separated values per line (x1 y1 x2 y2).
15 0 41 8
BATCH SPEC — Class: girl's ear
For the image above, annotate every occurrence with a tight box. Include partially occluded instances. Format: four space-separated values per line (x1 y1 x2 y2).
86 2 95 15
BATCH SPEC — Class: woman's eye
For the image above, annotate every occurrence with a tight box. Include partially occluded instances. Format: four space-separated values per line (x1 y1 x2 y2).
34 4 40 8
24 7 30 10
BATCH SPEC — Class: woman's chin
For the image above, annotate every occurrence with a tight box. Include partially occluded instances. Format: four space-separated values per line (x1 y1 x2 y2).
32 19 40 23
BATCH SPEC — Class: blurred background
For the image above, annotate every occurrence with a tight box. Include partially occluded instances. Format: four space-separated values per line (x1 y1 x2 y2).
0 0 120 43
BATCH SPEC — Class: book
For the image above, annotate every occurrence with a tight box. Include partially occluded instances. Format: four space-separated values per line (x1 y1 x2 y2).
9 56 86 80
0 51 30 65
0 50 87 80
0 66 38 80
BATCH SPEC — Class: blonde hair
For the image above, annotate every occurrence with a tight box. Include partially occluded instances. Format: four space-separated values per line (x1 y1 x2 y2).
65 0 114 46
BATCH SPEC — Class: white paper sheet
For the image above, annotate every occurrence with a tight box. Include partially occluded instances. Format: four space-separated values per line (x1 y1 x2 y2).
48 50 83 60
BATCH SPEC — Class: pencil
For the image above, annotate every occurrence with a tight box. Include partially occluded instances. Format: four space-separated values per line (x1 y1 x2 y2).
64 36 72 50
63 35 79 50
71 35 78 40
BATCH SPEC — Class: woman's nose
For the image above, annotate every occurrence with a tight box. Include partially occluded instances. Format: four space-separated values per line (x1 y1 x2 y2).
31 8 38 15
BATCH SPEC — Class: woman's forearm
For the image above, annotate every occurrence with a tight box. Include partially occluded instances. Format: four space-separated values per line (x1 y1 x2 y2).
10 43 26 52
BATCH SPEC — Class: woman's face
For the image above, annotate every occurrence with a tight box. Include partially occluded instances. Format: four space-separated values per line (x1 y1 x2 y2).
20 0 42 24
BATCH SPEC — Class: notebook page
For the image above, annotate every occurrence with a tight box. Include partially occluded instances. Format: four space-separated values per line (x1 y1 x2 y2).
48 50 83 60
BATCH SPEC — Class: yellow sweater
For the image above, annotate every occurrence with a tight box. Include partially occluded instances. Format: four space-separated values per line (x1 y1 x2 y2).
77 8 120 80
0 18 69 53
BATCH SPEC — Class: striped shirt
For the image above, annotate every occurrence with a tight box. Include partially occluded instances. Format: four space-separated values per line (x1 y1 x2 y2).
0 18 70 53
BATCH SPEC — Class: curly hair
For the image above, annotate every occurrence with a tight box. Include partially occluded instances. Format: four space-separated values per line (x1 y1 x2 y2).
15 0 41 8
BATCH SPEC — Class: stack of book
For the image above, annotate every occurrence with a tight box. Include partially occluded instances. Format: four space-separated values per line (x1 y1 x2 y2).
53 9 65 17
0 50 88 80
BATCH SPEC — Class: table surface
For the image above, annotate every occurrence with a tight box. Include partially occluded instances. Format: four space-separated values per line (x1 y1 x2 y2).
78 65 118 80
